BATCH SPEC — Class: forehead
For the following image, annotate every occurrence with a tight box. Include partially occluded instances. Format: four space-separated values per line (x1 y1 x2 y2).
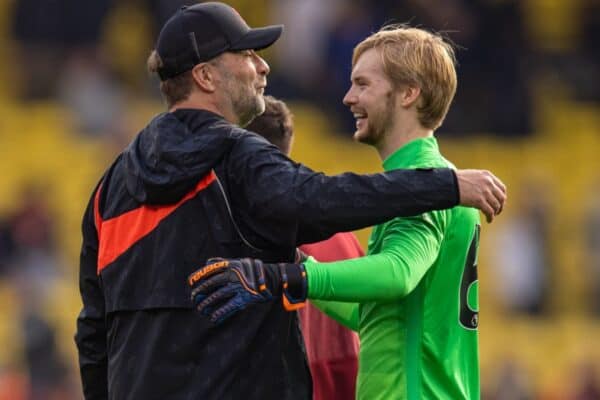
351 48 385 80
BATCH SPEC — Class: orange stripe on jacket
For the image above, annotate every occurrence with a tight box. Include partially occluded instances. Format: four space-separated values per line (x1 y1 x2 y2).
95 171 216 274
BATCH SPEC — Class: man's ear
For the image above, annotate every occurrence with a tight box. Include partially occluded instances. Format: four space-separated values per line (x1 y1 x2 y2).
191 63 217 92
399 85 421 108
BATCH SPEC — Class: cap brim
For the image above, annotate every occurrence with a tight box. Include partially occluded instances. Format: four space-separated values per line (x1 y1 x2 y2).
230 25 283 51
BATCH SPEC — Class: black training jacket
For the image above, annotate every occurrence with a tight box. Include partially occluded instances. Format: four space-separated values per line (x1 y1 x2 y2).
75 109 459 400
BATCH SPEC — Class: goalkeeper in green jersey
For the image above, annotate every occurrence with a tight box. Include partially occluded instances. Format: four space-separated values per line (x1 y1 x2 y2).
190 25 504 399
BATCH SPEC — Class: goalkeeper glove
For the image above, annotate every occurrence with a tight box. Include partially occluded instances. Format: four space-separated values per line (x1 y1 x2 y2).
188 258 307 324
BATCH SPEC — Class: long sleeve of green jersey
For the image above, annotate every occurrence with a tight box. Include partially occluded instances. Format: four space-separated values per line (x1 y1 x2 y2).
304 210 447 302
311 300 360 331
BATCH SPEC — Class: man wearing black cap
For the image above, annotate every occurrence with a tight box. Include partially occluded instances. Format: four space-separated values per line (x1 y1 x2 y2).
74 2 506 399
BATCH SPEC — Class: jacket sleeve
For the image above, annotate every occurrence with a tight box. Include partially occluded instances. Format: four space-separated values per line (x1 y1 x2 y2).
304 210 447 302
227 135 459 247
74 187 108 400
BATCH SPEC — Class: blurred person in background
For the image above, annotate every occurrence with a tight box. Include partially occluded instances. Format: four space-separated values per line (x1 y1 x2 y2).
10 0 188 136
321 1 376 134
550 0 600 103
4 185 76 399
0 219 15 277
0 184 77 399
490 180 552 315
570 361 600 400
484 359 534 400
75 3 505 400
0 365 27 400
576 0 600 102
11 0 111 101
584 184 600 315
11 0 124 136
5 185 60 302
270 0 343 101
246 96 360 400
192 24 501 399
20 310 72 400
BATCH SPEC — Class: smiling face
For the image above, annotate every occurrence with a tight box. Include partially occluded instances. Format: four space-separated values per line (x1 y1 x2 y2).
214 50 270 126
343 48 397 146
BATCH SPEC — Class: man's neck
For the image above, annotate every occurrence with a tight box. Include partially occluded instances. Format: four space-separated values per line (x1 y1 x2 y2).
170 97 237 124
376 124 433 161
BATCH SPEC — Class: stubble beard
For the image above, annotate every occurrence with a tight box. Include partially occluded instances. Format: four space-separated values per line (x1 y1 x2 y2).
355 91 396 147
222 71 264 127
236 93 264 127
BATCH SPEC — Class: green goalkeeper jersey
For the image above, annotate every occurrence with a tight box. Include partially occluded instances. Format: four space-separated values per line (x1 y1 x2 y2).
304 137 481 400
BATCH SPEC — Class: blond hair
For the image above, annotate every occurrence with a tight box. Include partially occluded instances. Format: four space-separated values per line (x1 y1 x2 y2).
353 25 457 130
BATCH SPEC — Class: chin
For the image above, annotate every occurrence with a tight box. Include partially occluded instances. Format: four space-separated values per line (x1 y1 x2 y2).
352 130 364 142
354 128 379 146
239 108 260 127
256 97 266 115
353 129 369 144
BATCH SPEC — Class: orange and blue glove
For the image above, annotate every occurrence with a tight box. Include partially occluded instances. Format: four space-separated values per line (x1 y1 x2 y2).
188 258 307 324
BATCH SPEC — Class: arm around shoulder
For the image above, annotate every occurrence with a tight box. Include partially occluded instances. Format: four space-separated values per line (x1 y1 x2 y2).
229 135 459 246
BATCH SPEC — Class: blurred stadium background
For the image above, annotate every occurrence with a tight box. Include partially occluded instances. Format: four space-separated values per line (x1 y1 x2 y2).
0 0 599 398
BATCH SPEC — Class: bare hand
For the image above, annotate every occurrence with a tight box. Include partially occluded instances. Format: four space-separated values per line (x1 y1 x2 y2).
455 169 507 223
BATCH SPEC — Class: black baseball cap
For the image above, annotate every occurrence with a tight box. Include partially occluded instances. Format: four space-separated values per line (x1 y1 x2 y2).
155 2 283 81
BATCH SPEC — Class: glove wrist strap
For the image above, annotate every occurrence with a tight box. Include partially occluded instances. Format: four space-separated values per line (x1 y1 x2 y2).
280 263 307 311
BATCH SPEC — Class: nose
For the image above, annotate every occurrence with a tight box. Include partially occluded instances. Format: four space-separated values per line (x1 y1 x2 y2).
343 85 357 107
254 54 270 76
